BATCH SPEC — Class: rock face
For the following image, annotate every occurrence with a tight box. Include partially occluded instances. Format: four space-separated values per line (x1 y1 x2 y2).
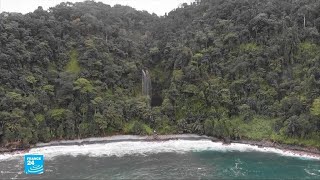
222 137 231 145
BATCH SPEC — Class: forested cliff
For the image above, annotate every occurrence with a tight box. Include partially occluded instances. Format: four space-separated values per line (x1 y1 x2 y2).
1 0 320 149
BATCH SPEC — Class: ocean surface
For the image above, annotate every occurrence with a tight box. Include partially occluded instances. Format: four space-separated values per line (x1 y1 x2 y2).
0 136 319 179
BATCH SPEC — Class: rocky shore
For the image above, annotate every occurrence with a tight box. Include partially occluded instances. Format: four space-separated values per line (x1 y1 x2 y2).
1 134 320 159
230 139 320 156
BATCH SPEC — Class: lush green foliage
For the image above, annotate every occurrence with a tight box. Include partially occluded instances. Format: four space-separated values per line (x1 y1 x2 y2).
123 121 153 135
1 0 320 149
65 50 81 74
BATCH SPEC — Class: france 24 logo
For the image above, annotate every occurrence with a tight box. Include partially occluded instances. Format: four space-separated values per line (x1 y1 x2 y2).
24 155 44 174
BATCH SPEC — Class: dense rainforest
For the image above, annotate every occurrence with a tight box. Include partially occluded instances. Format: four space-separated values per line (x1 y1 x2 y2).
1 0 320 149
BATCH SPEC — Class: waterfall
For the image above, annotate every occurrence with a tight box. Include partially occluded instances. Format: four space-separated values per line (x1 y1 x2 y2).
142 69 152 105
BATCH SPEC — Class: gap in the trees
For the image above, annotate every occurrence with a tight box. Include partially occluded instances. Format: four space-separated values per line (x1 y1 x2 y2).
151 94 163 107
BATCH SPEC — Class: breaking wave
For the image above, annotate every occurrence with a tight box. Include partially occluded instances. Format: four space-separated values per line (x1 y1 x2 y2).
1 135 319 161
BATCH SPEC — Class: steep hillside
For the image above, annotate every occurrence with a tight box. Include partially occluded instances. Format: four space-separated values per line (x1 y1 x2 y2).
0 0 320 149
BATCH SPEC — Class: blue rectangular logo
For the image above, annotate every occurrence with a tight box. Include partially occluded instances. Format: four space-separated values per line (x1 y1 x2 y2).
24 155 44 174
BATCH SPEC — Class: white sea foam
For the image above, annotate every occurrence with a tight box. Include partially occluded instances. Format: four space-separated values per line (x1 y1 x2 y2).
1 138 320 162
35 134 207 147
304 168 320 176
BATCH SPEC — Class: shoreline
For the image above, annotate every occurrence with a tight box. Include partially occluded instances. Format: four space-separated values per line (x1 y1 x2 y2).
230 139 320 159
0 134 213 153
1 134 320 159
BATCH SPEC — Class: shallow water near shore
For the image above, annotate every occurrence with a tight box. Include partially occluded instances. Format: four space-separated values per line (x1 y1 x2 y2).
0 136 319 179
